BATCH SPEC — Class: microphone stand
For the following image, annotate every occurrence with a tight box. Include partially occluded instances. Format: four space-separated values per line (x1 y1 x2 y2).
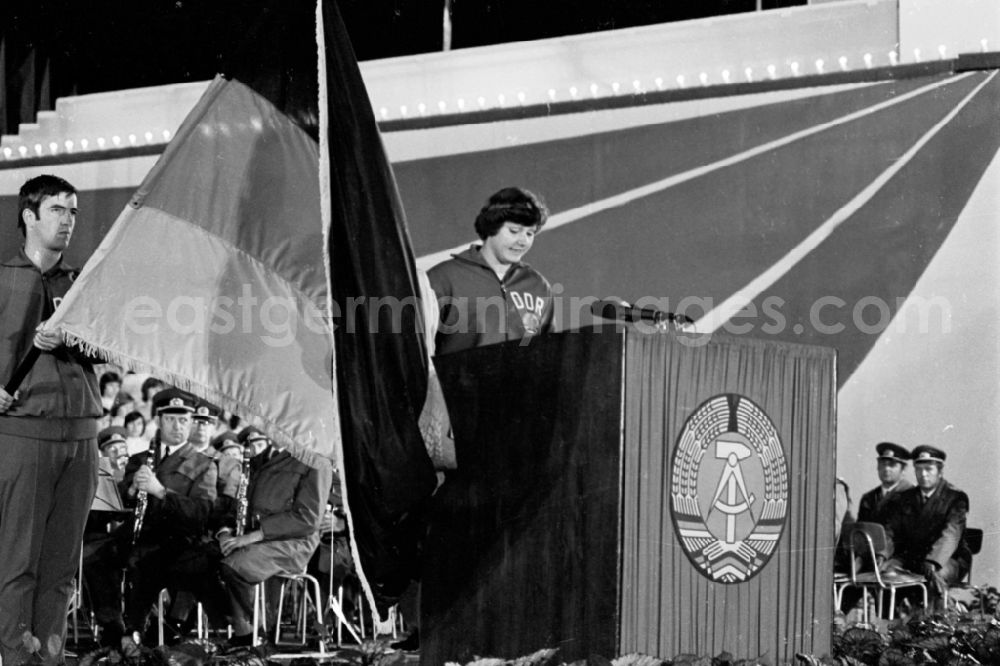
592 299 694 331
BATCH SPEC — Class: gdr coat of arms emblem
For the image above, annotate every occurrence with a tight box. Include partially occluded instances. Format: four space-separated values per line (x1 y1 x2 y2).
671 394 789 583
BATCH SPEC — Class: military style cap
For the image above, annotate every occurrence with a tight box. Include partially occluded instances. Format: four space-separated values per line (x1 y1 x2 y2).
193 400 222 422
876 441 910 463
238 425 269 445
98 425 128 450
211 431 241 453
911 445 946 465
151 387 197 415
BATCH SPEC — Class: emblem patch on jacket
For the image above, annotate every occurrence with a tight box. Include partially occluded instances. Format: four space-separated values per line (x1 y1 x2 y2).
510 291 545 334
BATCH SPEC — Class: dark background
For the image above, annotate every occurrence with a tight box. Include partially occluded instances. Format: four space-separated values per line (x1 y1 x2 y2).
0 0 805 135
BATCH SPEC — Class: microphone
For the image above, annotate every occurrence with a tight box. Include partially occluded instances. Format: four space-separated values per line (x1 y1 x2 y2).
591 298 693 326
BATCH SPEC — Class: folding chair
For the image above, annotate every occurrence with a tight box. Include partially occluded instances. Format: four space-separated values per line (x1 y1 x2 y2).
845 521 928 621
251 581 268 646
156 590 213 643
67 549 96 649
269 568 359 651
322 520 362 645
327 582 357 645
273 572 326 650
833 571 851 611
352 592 404 640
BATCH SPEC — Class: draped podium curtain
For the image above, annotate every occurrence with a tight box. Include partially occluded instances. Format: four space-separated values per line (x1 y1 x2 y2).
620 332 836 661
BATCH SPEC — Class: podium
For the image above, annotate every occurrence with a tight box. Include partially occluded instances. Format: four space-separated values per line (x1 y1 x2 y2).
422 326 836 664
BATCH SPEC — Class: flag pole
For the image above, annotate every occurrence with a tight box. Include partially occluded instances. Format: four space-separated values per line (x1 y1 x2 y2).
4 347 40 394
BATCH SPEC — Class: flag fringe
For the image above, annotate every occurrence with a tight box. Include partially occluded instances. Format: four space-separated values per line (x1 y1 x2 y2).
62 330 334 472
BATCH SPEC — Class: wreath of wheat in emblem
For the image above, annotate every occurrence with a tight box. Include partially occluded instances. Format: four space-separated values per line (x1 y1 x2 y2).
671 394 789 583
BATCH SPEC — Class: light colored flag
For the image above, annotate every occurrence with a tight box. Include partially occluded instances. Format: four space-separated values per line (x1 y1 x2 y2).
48 74 339 470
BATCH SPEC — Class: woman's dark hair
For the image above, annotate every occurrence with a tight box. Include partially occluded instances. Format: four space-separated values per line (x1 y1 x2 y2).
474 187 548 240
112 391 135 416
140 377 166 402
99 371 122 395
123 410 146 431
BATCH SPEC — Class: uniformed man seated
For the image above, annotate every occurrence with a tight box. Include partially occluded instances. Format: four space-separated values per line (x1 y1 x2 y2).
213 431 242 460
87 387 218 646
836 442 915 613
98 426 131 482
858 442 912 525
208 431 333 645
162 399 242 640
881 444 971 605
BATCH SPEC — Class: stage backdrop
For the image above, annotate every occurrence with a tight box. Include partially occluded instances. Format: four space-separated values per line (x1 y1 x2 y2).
1 64 997 583
398 67 1000 587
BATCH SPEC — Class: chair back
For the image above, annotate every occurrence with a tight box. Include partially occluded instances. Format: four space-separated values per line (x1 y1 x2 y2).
847 521 887 580
964 527 983 555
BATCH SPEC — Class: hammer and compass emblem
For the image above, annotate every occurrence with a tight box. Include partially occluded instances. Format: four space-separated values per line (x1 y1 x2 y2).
708 439 756 545
670 395 788 583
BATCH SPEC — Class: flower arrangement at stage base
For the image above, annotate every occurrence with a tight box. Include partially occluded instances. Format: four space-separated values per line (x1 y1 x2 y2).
822 586 1000 666
58 586 999 666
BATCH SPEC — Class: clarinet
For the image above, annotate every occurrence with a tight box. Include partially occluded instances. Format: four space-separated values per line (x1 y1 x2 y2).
132 438 158 545
234 442 252 536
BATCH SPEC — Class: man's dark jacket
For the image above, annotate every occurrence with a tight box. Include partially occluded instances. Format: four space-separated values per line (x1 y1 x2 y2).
883 480 971 572
0 250 101 440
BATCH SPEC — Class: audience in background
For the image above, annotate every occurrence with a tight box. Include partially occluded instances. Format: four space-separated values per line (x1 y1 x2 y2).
123 411 149 455
99 371 122 413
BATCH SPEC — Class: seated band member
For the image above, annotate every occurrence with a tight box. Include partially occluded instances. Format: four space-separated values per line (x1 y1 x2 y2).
192 400 242 532
213 431 242 460
215 431 333 644
88 387 218 646
882 445 971 602
237 425 271 457
98 426 131 482
164 399 242 638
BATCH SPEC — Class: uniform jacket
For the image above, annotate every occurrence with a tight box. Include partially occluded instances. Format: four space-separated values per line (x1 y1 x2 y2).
247 449 333 541
857 479 913 524
883 480 971 571
215 450 242 499
122 438 218 541
428 246 553 356
0 250 101 440
221 449 332 541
